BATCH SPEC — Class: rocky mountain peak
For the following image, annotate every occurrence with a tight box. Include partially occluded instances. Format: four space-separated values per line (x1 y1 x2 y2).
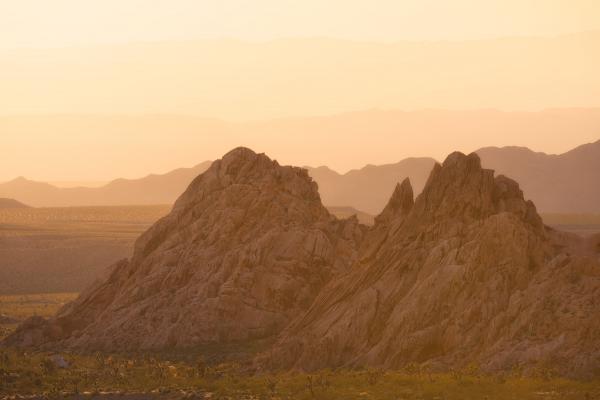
4 147 365 351
173 147 321 212
408 151 543 231
374 178 414 225
262 151 600 377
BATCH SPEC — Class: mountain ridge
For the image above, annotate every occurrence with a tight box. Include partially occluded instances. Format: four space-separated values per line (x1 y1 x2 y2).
0 161 212 207
261 151 600 377
2 138 599 213
478 139 600 213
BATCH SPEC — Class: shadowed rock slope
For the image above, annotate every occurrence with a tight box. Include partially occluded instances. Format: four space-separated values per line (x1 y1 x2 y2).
3 147 365 351
262 152 600 377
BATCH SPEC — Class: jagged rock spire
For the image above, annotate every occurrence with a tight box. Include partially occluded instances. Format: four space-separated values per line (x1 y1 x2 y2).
374 178 414 225
407 151 543 230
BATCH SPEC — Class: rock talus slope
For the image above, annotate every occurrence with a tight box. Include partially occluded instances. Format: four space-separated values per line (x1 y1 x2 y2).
4 147 365 350
263 152 600 377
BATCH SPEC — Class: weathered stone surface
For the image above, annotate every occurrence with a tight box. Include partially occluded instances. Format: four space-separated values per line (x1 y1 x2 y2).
262 152 600 377
373 178 414 226
3 147 365 351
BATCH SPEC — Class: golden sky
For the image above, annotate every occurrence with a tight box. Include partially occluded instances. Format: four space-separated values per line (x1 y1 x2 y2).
2 110 600 182
3 0 600 47
1 0 599 182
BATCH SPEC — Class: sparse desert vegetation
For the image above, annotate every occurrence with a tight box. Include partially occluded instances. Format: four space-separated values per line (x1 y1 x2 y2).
0 293 78 341
0 293 77 320
0 347 599 399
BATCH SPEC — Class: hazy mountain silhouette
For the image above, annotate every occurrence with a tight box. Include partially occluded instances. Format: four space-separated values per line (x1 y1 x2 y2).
312 139 600 214
478 140 600 213
2 137 599 214
307 158 436 214
0 198 30 209
0 162 211 207
3 109 600 183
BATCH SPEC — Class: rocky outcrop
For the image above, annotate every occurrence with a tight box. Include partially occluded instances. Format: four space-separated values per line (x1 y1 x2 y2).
373 178 414 226
262 152 600 377
5 148 599 378
3 147 365 351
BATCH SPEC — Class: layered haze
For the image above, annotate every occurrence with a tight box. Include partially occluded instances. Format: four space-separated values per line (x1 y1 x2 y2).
3 1 599 183
2 33 599 120
4 0 600 47
3 1 600 183
2 137 600 214
2 108 600 183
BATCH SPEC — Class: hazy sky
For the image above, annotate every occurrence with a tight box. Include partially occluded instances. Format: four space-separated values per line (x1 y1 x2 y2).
2 110 599 182
1 1 599 182
2 0 600 48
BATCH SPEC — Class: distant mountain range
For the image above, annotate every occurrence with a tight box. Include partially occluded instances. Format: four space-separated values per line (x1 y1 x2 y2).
4 109 600 185
311 139 600 214
1 140 599 214
0 162 212 207
307 158 436 214
0 198 30 209
478 141 600 214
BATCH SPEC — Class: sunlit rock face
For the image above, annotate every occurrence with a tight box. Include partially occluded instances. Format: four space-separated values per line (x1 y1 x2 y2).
264 152 600 378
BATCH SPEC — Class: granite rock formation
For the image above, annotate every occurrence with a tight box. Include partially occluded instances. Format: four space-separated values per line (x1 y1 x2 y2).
4 148 364 351
5 149 599 378
262 152 600 377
